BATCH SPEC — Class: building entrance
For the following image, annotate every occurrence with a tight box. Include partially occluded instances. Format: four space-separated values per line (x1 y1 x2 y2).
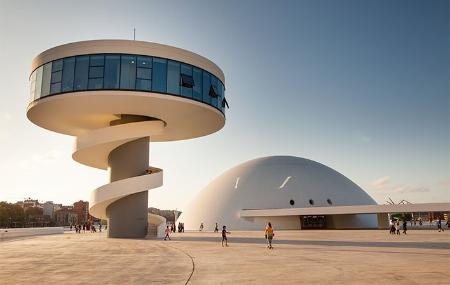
300 215 326 229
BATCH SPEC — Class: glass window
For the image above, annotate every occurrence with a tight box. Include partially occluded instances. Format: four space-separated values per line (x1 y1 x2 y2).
90 55 104 66
89 66 103 78
88 78 103 90
35 66 43 99
202 71 211 104
218 81 224 112
137 56 152 68
104 55 120 89
74 56 89 90
51 71 62 83
62 57 75 92
192 67 202 101
120 55 136 89
137 67 151 80
41 62 52 97
29 70 36 102
50 82 61 94
167 60 180 95
180 64 193 98
52 59 63 72
136 79 151 91
152 58 167 93
210 76 219 108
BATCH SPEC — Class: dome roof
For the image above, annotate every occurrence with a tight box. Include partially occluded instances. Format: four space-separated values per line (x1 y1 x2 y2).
179 156 377 230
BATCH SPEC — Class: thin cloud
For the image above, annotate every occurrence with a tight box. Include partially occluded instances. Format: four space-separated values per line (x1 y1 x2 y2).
352 130 372 143
369 176 391 190
393 186 430 194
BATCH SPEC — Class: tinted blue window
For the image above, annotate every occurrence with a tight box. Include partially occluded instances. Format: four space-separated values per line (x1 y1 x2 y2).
90 55 104 66
74 56 89 90
167 60 180 95
180 64 192 98
35 66 43 99
88 78 103 90
52 59 63 72
62 57 75 92
51 71 62 83
136 79 151 91
218 81 225 112
50 83 61 94
202 71 211 104
41 62 52 97
104 55 120 89
137 68 151 80
210 76 219 108
152 58 167 93
120 55 136 89
89 66 103 78
137 56 152 68
192 67 202 101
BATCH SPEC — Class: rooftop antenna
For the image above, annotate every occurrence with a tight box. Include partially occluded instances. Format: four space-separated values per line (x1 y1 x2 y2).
133 28 136 41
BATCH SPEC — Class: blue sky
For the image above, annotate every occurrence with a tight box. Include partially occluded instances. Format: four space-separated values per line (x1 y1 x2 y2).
0 0 448 209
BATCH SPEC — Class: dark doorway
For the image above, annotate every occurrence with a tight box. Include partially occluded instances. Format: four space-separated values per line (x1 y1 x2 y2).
300 215 326 229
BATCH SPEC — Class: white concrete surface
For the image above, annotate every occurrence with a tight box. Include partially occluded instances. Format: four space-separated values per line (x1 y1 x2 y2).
0 227 63 240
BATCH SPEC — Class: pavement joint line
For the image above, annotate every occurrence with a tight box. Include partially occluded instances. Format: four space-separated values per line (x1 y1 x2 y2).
161 242 195 284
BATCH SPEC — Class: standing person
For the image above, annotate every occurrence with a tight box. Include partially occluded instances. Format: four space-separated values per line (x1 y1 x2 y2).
70 224 73 231
164 226 171 240
221 226 230 247
446 219 450 229
199 223 204 232
402 220 407 234
214 223 219 233
395 221 400 235
418 217 422 226
99 223 102 233
437 217 444 232
82 223 86 233
265 222 275 249
389 220 395 234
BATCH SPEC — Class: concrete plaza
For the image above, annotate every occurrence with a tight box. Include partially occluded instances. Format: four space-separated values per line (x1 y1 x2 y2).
1 229 449 284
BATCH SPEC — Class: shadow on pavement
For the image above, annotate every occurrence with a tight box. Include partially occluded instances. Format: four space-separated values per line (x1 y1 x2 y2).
172 236 450 250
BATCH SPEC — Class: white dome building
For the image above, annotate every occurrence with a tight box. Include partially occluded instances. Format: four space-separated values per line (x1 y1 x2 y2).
179 156 378 230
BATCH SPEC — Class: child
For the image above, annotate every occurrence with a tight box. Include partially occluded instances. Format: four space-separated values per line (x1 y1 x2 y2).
221 225 230 247
164 226 171 240
265 222 274 249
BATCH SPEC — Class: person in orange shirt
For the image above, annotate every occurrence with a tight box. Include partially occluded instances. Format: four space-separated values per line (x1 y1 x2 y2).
265 222 274 249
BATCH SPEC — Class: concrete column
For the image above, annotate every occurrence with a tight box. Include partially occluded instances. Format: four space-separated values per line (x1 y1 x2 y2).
377 213 389 229
106 135 149 238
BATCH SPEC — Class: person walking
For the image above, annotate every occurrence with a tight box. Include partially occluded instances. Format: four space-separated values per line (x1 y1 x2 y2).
402 220 407 234
395 221 400 235
265 222 275 249
164 226 171 240
221 226 230 247
199 223 204 232
214 223 219 233
437 217 444 232
99 224 102 233
389 220 395 235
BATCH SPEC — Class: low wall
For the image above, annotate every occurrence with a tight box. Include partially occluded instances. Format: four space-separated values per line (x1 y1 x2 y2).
0 227 64 240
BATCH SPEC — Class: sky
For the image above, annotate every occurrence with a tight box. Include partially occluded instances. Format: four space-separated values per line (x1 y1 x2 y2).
0 0 448 210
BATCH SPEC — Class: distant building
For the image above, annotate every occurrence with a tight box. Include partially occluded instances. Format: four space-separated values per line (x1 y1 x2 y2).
73 200 89 224
55 206 76 226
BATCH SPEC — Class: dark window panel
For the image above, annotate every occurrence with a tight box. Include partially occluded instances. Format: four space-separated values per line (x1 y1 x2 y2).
50 82 61 94
51 71 62 83
90 55 104 66
41 62 52 97
88 78 103 90
120 55 136 89
192 67 202 101
74 56 89 90
89 66 104 78
104 55 120 89
180 74 194 88
167 60 180 95
52 59 63 72
210 76 219 108
152 58 167 93
202 71 211 104
62 57 75 92
136 79 151 91
137 67 152 80
137 56 152 68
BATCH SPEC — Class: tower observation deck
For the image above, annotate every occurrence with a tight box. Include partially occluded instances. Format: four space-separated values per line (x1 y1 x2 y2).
27 40 227 238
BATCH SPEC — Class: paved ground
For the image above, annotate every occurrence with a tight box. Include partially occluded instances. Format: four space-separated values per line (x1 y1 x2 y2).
1 230 449 284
